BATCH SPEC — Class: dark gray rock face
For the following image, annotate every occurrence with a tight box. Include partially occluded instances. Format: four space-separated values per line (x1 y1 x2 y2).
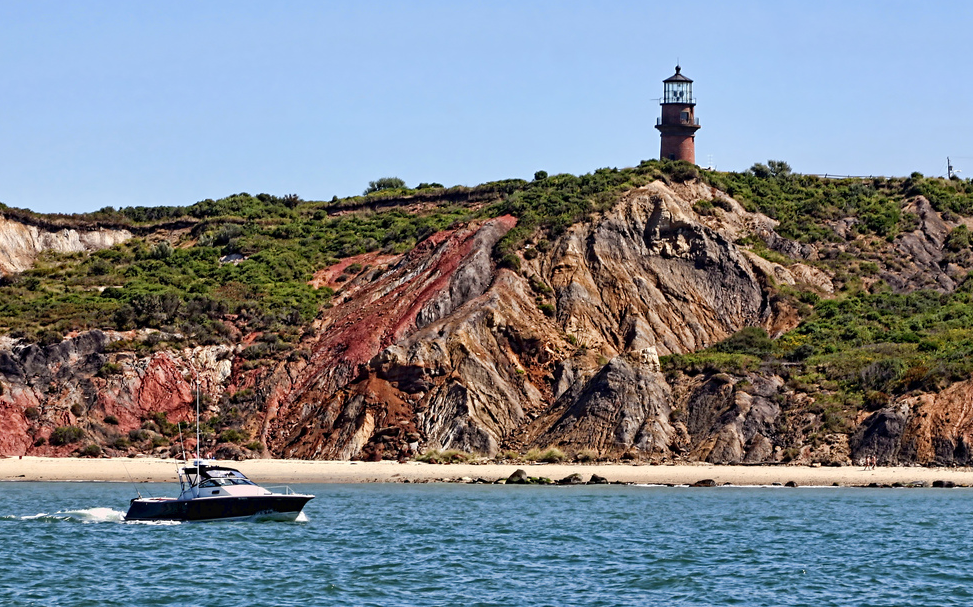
0 330 109 385
763 230 818 260
850 404 910 465
885 197 956 292
536 357 674 455
683 374 783 464
557 473 584 485
415 219 508 329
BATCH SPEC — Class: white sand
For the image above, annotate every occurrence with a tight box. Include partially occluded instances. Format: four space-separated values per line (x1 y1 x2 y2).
2 456 972 487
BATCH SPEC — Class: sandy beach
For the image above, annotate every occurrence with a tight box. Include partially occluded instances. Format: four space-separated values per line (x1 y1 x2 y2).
2 456 973 487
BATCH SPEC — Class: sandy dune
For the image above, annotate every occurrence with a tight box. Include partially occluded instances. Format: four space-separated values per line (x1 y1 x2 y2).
2 456 973 487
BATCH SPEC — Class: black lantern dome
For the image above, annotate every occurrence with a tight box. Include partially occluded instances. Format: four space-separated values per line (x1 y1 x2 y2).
662 65 694 105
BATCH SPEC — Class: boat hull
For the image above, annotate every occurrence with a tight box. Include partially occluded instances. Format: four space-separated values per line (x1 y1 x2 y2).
125 494 313 522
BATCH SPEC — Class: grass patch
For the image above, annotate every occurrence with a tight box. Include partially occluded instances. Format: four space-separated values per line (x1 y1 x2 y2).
525 447 566 463
414 449 476 464
50 425 84 446
219 428 249 444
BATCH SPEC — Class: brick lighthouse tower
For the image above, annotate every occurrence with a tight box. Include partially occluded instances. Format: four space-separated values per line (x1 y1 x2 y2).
655 65 700 164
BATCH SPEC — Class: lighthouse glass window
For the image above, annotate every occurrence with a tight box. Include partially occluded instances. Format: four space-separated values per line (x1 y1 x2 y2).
665 82 691 103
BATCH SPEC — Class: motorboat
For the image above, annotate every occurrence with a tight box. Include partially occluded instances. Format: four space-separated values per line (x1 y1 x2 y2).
125 460 313 522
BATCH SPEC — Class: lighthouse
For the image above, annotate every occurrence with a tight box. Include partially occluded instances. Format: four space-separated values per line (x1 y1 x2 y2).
655 65 700 164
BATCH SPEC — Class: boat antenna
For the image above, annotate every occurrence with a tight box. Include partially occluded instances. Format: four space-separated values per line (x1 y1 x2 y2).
195 369 201 466
177 422 187 465
122 461 142 499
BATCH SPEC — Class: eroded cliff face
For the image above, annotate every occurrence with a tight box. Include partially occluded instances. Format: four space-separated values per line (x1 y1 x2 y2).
265 180 826 460
0 330 233 457
852 380 973 466
0 216 132 275
1 179 970 465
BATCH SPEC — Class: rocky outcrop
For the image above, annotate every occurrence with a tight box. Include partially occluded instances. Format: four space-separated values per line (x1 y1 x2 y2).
0 179 858 460
539 185 781 356
0 216 132 275
534 356 675 456
262 180 822 459
681 373 784 464
2 179 971 465
852 380 973 466
0 330 233 457
266 216 522 459
884 197 957 292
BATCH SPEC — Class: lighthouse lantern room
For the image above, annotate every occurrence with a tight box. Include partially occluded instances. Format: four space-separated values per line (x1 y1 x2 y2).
655 65 701 164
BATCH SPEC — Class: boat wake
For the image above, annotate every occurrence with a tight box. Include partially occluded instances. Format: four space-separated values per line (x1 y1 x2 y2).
2 507 127 524
250 510 310 523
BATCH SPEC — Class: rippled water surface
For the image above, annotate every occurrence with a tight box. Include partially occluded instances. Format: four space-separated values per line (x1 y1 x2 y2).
2 482 972 606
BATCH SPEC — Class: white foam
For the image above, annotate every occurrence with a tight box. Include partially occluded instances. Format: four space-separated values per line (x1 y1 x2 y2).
123 518 182 526
18 507 127 523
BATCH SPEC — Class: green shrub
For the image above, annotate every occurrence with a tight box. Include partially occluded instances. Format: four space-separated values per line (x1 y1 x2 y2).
662 352 761 375
150 241 174 259
525 447 566 463
668 161 699 182
945 225 971 252
104 414 119 425
80 444 102 457
575 449 599 463
414 449 475 464
695 199 716 215
529 275 553 295
499 253 522 272
149 412 178 436
244 441 264 451
98 363 123 377
112 436 130 449
495 450 522 462
713 327 773 358
219 428 249 444
50 426 84 446
364 177 406 195
538 303 555 317
24 406 40 421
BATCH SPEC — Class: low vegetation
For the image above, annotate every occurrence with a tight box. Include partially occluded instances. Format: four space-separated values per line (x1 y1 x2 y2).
50 426 84 446
414 449 476 464
663 279 973 416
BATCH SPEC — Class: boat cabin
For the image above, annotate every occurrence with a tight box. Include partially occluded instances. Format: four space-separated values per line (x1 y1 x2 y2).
178 463 269 500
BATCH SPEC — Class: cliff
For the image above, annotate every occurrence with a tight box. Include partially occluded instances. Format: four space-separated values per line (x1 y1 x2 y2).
2 172 973 466
0 215 131 275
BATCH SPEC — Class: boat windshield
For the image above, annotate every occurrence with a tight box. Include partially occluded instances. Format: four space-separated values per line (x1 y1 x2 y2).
203 469 250 480
199 478 255 488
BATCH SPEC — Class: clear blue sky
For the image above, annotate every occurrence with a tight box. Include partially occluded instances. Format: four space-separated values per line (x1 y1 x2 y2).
1 1 971 214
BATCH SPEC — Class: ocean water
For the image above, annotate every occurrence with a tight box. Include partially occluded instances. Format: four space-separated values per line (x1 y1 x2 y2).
1 482 972 607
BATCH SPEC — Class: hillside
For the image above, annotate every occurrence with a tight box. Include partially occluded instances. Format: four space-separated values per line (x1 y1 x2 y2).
2 160 973 466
